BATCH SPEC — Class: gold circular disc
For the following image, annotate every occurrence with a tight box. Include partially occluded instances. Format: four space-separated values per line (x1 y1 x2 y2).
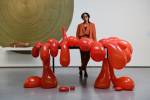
0 0 74 47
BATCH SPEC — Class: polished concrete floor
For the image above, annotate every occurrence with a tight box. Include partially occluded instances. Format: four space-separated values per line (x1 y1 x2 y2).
0 67 150 100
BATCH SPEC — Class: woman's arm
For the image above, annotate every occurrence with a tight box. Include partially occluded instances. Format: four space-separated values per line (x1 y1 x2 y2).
92 24 97 41
76 25 80 39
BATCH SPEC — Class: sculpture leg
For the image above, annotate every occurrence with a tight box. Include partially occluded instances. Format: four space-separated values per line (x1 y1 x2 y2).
108 59 135 91
94 58 110 89
41 58 57 89
24 57 57 89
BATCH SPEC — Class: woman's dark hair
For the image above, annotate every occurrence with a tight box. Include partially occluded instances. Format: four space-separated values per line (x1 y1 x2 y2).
81 12 90 20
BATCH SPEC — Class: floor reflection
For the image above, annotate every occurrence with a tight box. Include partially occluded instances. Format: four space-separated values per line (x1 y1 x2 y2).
79 75 87 88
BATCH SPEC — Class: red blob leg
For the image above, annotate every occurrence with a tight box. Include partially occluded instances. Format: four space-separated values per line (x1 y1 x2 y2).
94 59 110 89
40 44 57 89
41 64 57 89
24 43 57 89
108 58 135 91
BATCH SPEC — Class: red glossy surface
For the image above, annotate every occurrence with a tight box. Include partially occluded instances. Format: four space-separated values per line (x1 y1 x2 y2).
94 59 110 89
61 26 67 40
60 41 70 67
48 39 59 57
41 66 57 89
24 76 41 88
108 58 135 91
67 36 79 47
90 42 106 62
32 42 42 57
40 43 50 63
78 38 94 52
40 44 57 88
105 43 127 70
59 27 71 67
32 47 40 57
114 76 135 91
59 86 70 92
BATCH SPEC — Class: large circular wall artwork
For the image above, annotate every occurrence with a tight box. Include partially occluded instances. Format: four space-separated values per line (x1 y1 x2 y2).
0 0 74 47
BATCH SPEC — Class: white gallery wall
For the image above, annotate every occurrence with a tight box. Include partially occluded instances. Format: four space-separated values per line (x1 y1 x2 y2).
0 0 150 67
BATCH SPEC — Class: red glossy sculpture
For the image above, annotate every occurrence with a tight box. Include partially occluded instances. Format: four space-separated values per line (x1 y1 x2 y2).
24 27 134 91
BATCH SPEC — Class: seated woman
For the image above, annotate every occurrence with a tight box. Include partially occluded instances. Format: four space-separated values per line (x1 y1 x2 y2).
76 12 97 77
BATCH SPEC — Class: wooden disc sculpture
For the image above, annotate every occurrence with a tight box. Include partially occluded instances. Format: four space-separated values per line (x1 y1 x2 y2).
24 27 135 91
0 0 74 47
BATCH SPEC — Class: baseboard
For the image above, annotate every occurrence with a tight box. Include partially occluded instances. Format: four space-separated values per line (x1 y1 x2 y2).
0 66 149 68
